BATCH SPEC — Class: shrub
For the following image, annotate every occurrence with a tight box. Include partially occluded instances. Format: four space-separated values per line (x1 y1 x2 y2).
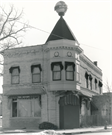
39 122 58 130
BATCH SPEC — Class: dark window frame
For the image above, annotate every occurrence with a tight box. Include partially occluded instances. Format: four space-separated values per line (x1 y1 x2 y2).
31 64 42 83
65 62 75 81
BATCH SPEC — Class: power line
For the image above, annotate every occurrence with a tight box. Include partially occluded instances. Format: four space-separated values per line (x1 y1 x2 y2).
1 15 105 51
18 21 79 43
80 43 105 51
18 21 106 51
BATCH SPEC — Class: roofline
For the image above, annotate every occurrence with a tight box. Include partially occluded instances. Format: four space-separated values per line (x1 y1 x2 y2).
80 54 102 75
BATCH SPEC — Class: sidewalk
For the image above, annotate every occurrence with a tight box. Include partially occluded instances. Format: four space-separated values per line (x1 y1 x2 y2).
56 126 112 134
0 126 112 134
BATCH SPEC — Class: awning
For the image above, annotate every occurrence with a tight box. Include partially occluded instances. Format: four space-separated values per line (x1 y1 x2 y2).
4 88 45 96
59 93 79 106
51 62 63 71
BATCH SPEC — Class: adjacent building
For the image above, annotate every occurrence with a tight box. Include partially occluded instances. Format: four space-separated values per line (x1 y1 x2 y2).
2 1 103 129
0 94 2 116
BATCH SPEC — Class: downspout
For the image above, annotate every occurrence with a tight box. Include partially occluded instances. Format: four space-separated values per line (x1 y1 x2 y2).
42 45 49 122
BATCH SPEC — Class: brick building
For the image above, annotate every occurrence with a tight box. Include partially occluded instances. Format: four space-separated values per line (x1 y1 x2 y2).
2 1 103 129
92 93 112 126
0 94 2 116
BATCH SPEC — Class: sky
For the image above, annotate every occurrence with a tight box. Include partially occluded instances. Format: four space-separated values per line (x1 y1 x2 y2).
0 0 112 93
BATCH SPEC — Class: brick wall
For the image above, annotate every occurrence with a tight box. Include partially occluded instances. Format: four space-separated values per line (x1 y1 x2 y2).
93 93 112 125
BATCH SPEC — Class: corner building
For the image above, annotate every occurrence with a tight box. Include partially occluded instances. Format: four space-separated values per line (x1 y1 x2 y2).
3 9 103 129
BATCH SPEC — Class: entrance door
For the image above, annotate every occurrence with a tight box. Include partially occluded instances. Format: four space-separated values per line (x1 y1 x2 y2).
59 94 80 129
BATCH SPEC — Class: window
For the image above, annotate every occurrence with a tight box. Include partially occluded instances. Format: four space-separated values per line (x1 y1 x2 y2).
65 62 75 81
99 81 103 94
95 78 97 90
12 99 17 117
9 66 20 84
89 75 93 90
51 62 63 81
12 96 41 117
31 64 42 83
76 64 81 82
85 72 89 88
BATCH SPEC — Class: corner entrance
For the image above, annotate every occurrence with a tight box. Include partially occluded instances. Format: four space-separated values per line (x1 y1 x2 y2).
59 93 80 129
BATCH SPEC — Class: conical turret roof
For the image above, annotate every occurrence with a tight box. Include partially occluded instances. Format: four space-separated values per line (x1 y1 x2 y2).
46 17 78 43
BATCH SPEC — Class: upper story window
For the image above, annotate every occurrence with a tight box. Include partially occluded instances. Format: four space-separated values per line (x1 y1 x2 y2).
65 62 75 81
31 64 42 83
85 72 89 88
9 66 20 84
95 78 97 90
99 81 103 94
51 62 63 81
89 75 93 90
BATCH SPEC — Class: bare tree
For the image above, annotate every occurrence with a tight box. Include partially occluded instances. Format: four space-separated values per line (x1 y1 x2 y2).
104 80 112 93
0 5 29 75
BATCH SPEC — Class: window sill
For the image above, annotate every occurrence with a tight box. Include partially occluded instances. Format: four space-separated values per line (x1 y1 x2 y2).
10 117 41 119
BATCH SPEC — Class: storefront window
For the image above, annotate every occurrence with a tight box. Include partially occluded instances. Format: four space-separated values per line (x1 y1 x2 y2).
12 97 41 117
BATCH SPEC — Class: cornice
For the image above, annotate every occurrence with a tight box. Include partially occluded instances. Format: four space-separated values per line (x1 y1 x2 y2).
3 48 43 58
44 45 83 53
3 83 43 89
80 86 100 96
80 55 102 76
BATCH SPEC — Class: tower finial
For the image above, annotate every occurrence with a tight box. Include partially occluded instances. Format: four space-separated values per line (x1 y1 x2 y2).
54 1 67 17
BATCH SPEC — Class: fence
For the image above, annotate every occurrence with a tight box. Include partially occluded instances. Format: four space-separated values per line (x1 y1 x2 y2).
81 115 110 127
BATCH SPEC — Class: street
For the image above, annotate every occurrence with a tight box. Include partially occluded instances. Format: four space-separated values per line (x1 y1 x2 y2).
0 131 112 135
75 132 112 135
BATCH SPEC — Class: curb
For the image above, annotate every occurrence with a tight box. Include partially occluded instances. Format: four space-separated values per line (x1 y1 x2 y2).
63 129 112 135
0 128 112 134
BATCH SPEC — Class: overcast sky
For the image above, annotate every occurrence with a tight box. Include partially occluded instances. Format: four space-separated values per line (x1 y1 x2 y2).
0 0 112 93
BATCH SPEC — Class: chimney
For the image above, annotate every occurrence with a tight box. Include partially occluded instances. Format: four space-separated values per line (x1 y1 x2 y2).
94 61 97 66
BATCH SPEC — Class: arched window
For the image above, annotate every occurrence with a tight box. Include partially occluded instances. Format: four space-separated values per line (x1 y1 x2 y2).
85 72 89 88
99 81 103 94
95 78 97 90
31 64 42 83
65 62 75 81
9 66 20 84
89 75 93 90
